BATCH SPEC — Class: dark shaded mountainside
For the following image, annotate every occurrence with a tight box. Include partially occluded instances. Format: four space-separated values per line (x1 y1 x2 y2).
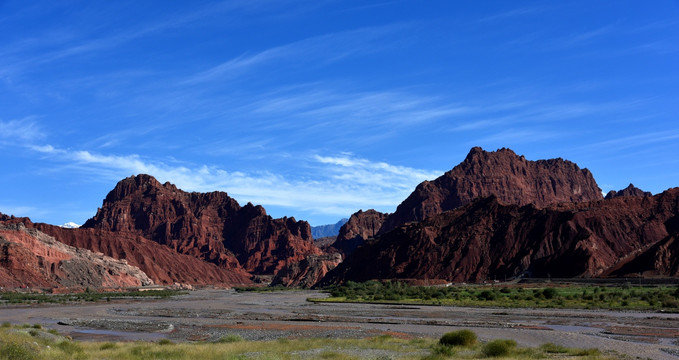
322 147 679 285
333 147 603 257
321 190 679 285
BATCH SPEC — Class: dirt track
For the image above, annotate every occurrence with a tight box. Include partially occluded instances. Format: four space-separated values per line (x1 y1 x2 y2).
1 289 678 359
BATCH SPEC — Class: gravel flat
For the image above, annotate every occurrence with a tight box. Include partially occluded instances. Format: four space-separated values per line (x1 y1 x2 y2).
1 289 678 359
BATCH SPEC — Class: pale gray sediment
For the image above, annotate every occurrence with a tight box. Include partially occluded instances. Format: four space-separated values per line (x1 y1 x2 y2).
1 289 677 359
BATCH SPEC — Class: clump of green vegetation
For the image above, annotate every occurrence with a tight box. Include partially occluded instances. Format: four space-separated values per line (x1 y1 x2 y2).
315 281 679 311
0 342 38 360
214 333 244 343
158 338 175 345
540 343 568 353
0 289 186 304
482 339 517 357
439 329 478 347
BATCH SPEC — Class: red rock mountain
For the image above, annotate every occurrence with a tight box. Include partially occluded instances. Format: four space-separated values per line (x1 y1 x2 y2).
605 184 652 199
271 253 343 288
379 147 603 234
82 174 321 275
35 223 252 286
0 218 153 289
331 209 388 256
322 189 679 285
331 147 603 256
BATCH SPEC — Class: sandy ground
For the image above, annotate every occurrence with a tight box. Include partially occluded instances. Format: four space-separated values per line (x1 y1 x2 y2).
1 289 678 359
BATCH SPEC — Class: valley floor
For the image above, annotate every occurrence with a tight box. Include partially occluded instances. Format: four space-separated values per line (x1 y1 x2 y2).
1 289 677 359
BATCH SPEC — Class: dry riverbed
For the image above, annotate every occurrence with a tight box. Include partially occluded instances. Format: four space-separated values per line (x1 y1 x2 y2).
1 289 678 359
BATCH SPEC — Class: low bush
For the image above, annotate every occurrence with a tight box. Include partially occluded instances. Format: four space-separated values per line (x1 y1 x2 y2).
439 329 477 346
482 339 517 357
431 343 455 356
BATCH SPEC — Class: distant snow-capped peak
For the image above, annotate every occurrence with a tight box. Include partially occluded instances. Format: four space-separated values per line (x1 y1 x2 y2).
59 222 80 229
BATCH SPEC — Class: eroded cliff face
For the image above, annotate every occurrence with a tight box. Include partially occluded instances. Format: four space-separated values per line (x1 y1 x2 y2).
321 189 679 285
35 224 252 286
271 253 343 288
82 174 321 275
332 209 389 256
378 147 602 234
0 221 153 289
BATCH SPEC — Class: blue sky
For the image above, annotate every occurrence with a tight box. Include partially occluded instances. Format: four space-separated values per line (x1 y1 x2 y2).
1 1 677 227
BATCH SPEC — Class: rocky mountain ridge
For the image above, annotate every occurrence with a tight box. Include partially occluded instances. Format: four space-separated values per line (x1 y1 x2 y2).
82 174 321 275
322 188 679 285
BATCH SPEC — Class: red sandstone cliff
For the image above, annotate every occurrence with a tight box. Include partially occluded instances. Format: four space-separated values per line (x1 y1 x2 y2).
378 147 602 234
321 189 679 285
0 220 153 289
82 174 321 275
35 224 252 286
332 209 388 256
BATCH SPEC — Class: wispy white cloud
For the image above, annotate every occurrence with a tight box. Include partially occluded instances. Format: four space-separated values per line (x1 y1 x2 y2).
0 118 44 143
30 145 442 218
580 130 679 152
184 24 406 84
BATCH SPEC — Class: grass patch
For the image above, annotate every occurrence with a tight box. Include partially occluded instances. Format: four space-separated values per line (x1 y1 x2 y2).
314 281 679 311
0 324 618 359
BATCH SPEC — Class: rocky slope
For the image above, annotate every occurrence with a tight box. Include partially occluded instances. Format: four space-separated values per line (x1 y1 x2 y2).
332 210 388 256
378 147 602 234
605 184 652 199
0 220 152 289
321 188 679 284
270 253 343 288
36 223 252 286
82 174 321 275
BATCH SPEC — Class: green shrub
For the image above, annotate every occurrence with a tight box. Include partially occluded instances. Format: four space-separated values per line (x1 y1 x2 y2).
158 338 174 345
0 343 38 360
478 290 497 300
431 343 455 356
482 339 517 357
215 333 244 343
1 322 11 328
439 329 477 346
542 288 558 299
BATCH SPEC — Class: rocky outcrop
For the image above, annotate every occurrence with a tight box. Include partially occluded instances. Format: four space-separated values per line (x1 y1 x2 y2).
321 188 679 285
271 253 343 288
378 147 602 234
331 210 388 256
82 174 321 275
605 184 652 199
0 221 152 289
35 224 252 286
